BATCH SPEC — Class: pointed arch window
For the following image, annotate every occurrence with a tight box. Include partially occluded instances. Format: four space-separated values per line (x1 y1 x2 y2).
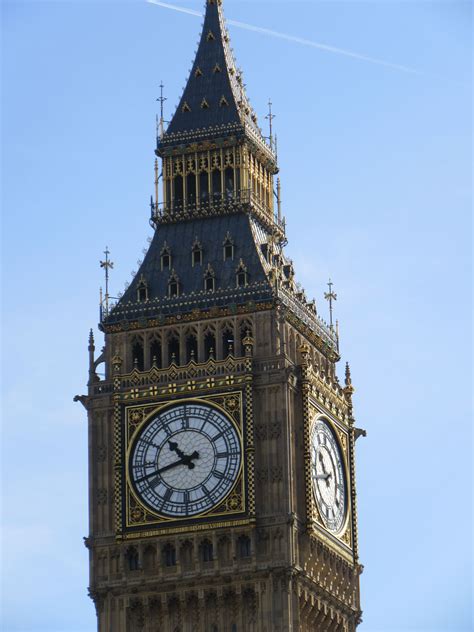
200 539 213 562
201 98 210 109
192 238 202 266
163 543 176 567
223 233 234 261
186 333 198 363
195 66 203 77
131 338 144 371
204 264 215 292
168 333 180 366
213 63 222 74
168 270 180 297
136 275 148 302
237 535 251 558
236 260 248 288
207 30 215 41
204 330 216 361
199 171 209 203
220 95 229 107
222 326 234 357
126 547 139 571
150 338 162 369
182 101 191 113
161 243 171 270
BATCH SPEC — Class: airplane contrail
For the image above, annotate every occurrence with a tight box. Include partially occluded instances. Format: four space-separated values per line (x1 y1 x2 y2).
146 0 423 76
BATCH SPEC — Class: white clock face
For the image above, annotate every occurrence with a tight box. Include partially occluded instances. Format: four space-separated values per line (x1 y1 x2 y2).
129 402 241 518
310 418 347 533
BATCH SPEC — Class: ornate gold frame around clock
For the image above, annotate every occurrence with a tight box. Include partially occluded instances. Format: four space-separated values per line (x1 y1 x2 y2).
300 350 354 561
125 392 245 525
112 363 256 540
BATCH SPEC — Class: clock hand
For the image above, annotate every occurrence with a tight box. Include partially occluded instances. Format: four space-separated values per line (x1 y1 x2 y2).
135 451 200 483
314 473 331 481
169 440 186 460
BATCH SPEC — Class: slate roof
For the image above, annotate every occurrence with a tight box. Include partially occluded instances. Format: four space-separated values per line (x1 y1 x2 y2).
158 0 266 150
105 213 274 324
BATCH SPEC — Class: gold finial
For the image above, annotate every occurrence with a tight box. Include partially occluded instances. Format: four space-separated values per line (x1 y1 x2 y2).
324 278 337 330
344 362 355 401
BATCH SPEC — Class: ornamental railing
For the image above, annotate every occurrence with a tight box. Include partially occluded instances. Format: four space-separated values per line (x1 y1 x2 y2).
150 188 286 241
277 285 339 351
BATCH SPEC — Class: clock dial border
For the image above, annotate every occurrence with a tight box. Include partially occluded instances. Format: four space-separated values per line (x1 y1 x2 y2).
118 391 250 535
310 416 348 535
128 400 243 519
303 397 353 552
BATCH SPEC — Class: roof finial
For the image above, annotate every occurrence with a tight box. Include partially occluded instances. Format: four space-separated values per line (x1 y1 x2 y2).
156 81 167 139
100 247 114 317
324 278 337 330
265 99 276 150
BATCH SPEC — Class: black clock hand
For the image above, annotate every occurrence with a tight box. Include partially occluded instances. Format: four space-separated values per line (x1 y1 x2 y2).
135 451 200 483
314 473 331 481
168 440 186 460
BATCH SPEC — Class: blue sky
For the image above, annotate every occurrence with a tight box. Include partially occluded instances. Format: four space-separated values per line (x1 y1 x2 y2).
1 0 472 630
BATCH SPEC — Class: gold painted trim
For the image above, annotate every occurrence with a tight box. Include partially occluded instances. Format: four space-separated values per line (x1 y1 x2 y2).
118 390 253 533
307 401 353 548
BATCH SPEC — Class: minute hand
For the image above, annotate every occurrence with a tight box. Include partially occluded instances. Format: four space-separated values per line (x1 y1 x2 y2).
135 452 199 484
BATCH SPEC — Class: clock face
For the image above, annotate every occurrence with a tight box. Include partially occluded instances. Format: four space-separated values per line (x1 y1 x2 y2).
310 418 347 533
129 402 242 518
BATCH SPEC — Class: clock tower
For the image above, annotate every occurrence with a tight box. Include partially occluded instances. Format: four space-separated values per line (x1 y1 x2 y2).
77 1 364 629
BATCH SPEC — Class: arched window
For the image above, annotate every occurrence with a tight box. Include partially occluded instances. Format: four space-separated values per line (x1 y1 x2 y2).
204 331 216 361
168 270 180 297
126 547 139 571
136 275 148 302
192 239 202 266
186 334 198 363
200 539 213 562
163 543 176 567
222 327 234 358
199 171 209 203
212 169 222 201
168 335 180 366
217 536 231 563
237 535 251 558
150 339 162 368
225 166 234 198
187 172 196 205
235 260 248 288
223 233 234 261
132 339 144 371
174 174 184 206
161 244 171 270
204 264 215 292
143 545 156 571
180 540 193 570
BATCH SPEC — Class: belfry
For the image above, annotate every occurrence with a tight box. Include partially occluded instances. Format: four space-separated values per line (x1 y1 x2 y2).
78 0 364 629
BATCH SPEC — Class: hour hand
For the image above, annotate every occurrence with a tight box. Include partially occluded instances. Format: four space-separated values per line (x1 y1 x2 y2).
314 473 331 481
169 440 185 459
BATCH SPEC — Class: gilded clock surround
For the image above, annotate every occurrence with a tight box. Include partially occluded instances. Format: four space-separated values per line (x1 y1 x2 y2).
123 393 248 532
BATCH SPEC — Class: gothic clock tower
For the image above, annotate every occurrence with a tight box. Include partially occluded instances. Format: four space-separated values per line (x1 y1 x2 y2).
77 1 364 629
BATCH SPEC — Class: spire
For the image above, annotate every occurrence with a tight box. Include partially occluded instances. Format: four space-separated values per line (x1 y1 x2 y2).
158 0 270 154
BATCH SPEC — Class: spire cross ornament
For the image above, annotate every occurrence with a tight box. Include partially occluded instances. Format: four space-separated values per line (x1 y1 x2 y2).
324 278 337 330
100 246 114 316
265 99 276 150
156 81 167 139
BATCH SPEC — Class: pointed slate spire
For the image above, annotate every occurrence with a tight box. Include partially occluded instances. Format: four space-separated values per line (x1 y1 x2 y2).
158 0 267 152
